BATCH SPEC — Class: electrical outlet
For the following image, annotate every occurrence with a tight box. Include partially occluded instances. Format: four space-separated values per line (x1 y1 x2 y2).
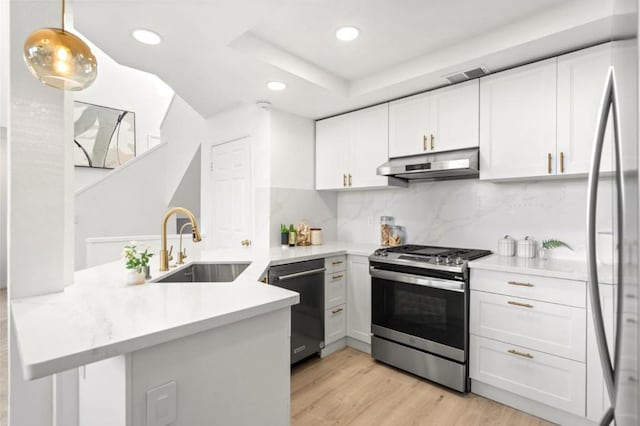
146 381 177 426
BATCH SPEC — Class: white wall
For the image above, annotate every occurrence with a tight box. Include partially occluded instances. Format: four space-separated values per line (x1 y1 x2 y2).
0 0 8 128
268 108 337 246
0 128 6 288
168 146 201 218
337 178 614 261
75 144 169 270
270 109 315 190
9 0 74 424
73 34 173 155
161 95 206 206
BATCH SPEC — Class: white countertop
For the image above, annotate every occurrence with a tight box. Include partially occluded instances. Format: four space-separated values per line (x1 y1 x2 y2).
469 254 615 284
11 242 378 380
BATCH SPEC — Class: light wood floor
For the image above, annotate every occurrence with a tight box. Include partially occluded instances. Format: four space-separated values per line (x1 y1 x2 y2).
291 347 551 426
0 289 6 426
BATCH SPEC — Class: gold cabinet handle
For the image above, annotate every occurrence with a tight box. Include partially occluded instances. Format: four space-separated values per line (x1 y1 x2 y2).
507 281 534 287
332 274 344 280
348 173 352 187
560 151 565 173
547 153 552 174
332 260 344 265
508 300 534 308
423 135 427 151
430 134 434 150
343 174 347 187
332 307 344 315
508 349 533 359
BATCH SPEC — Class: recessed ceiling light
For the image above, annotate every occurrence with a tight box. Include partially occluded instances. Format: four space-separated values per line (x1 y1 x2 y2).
267 81 286 91
132 29 162 45
336 26 359 41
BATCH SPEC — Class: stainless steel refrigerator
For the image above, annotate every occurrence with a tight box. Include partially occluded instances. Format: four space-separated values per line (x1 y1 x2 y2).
586 6 639 424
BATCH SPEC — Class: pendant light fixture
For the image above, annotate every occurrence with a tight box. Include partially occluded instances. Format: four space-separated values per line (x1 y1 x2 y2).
23 0 97 91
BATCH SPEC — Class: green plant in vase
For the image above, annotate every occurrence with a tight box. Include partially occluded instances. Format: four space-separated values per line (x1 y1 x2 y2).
123 241 154 284
540 239 572 260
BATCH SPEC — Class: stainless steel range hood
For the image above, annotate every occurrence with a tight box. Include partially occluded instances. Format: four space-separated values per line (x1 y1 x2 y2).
377 148 479 182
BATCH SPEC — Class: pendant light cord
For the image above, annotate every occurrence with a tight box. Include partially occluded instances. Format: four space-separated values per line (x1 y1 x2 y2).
61 0 65 31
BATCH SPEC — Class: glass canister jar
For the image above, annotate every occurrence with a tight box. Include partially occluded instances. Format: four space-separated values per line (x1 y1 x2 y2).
389 226 404 247
380 216 394 246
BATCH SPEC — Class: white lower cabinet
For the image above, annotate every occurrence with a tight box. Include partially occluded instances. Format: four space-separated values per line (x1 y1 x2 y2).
325 271 346 308
325 304 346 345
470 290 586 361
470 268 593 422
470 335 586 416
324 257 347 346
346 255 371 344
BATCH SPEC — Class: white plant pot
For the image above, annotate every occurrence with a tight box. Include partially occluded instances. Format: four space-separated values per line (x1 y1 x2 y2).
125 269 146 285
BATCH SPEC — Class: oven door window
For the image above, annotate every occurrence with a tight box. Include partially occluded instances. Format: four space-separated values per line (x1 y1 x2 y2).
372 277 465 350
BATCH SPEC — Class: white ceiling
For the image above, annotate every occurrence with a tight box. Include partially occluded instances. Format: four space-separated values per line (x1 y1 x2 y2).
250 0 570 81
72 0 634 120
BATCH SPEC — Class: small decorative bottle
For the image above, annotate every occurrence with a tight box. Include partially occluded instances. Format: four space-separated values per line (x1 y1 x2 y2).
280 224 289 247
288 224 297 247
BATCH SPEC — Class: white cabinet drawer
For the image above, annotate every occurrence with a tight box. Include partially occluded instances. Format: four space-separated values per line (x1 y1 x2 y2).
471 269 586 308
470 335 586 416
470 290 586 361
325 304 346 345
325 271 346 309
325 255 346 274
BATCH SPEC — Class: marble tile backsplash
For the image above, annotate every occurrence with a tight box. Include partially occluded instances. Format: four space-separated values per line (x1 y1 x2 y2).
270 188 338 246
337 178 614 260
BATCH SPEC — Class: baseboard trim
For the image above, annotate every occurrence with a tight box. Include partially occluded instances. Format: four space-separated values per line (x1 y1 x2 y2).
471 380 594 426
346 337 371 354
321 339 347 358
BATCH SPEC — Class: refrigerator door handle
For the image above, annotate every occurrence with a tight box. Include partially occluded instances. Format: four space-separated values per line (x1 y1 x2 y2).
586 66 621 411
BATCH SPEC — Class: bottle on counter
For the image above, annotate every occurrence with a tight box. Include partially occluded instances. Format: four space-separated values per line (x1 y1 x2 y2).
288 224 297 247
280 224 289 247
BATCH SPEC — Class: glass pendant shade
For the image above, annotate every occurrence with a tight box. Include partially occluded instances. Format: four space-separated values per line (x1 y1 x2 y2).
23 28 97 91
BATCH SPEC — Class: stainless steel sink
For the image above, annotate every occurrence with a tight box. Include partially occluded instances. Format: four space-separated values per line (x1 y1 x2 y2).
154 262 251 283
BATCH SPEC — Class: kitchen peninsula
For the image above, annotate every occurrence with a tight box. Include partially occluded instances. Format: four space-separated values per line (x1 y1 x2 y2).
11 243 376 425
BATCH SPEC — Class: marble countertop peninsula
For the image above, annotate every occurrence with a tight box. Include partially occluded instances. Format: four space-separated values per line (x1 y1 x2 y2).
11 242 379 380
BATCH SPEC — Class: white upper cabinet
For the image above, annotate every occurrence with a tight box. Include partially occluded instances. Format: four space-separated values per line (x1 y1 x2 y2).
316 103 402 190
389 79 479 158
429 80 480 153
481 41 636 181
479 58 558 180
557 43 613 175
389 92 430 158
316 114 350 190
350 104 391 189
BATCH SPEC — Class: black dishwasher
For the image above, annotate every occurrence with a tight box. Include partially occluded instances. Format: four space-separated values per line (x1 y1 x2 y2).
269 258 325 364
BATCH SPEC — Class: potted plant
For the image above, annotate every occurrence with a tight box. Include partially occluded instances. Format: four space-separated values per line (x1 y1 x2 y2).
123 241 154 285
539 239 572 260
280 224 289 246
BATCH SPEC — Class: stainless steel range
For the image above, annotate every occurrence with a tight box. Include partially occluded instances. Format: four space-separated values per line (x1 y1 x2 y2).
369 244 491 392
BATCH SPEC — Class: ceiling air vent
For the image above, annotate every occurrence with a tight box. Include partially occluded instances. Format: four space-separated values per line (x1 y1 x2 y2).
443 66 489 84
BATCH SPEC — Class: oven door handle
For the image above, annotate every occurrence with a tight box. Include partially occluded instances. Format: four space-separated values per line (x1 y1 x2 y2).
369 267 464 292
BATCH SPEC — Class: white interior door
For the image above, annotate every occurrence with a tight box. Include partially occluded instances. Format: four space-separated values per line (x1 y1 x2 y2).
210 138 252 247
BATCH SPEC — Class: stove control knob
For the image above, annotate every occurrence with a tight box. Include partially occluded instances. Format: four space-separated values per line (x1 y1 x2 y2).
434 256 442 264
445 256 453 264
455 256 464 265
374 249 388 257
